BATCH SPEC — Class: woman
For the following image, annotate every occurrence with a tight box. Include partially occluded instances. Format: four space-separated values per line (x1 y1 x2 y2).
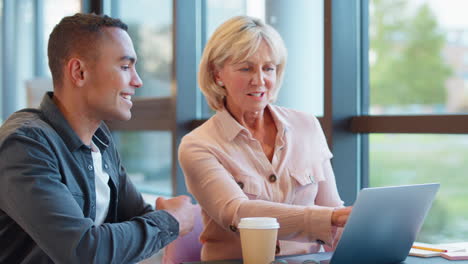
178 16 352 261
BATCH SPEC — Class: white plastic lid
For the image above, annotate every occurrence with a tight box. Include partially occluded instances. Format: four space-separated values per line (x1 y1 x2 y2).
238 217 280 229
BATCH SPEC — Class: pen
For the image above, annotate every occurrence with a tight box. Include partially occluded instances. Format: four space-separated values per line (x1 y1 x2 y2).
412 245 448 252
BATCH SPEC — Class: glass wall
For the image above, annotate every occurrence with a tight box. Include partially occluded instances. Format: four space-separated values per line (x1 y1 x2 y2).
1 0 80 112
26 0 81 109
15 0 34 111
369 0 468 115
113 0 173 98
265 0 324 116
369 134 468 242
108 0 174 196
0 0 3 122
205 0 247 38
202 0 247 117
369 0 468 243
113 131 172 196
203 0 324 117
42 0 81 76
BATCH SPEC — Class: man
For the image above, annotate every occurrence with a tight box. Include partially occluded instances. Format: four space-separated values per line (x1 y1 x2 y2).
0 13 194 263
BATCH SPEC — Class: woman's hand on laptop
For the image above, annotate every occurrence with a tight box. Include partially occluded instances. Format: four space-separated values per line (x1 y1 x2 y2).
331 206 353 227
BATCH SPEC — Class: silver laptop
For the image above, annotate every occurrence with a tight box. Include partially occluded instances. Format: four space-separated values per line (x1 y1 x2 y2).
315 183 440 264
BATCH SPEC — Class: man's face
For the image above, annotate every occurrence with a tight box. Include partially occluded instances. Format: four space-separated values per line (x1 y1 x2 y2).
83 27 142 121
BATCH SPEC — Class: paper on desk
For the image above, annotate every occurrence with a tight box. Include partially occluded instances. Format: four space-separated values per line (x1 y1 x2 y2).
441 251 468 261
410 242 466 258
437 242 468 251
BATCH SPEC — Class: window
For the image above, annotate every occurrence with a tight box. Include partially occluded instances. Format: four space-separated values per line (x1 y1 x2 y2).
14 0 34 112
200 0 248 118
203 0 325 118
331 0 468 244
112 0 173 98
363 0 468 243
370 134 468 242
206 0 247 37
27 0 81 109
265 0 325 117
107 0 327 196
41 0 81 77
106 0 174 196
113 131 172 196
0 0 80 117
0 0 3 122
464 53 468 66
369 0 468 115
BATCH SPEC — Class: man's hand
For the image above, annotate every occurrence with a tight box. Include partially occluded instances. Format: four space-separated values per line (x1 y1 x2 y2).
331 206 353 228
156 195 195 236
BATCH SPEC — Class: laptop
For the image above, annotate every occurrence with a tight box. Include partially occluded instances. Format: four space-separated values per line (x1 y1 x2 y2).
182 183 440 264
314 183 440 264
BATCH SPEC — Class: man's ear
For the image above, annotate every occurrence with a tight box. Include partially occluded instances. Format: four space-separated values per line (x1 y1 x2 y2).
67 58 87 87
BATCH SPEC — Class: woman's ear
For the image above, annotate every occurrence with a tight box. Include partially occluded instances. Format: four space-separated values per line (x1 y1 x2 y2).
214 75 224 87
212 65 224 86
67 58 87 87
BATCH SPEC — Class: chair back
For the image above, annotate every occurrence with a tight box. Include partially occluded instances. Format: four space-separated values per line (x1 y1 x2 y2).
162 204 203 264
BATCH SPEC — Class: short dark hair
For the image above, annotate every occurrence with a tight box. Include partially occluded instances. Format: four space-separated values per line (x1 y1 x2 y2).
47 13 128 87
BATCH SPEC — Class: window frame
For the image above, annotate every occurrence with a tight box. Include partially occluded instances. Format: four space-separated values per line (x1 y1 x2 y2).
5 0 465 201
104 0 202 196
328 0 368 205
334 0 468 205
1 0 18 120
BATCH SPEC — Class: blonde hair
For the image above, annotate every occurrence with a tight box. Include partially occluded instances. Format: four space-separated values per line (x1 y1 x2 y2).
198 16 287 111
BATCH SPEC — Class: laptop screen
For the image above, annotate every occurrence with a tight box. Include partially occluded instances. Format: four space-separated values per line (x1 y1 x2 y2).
329 183 439 264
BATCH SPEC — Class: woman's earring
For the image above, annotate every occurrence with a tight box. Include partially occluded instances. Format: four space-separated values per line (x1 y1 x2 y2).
217 81 224 86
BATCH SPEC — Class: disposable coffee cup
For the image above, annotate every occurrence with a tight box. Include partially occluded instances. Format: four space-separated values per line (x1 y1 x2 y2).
238 217 280 264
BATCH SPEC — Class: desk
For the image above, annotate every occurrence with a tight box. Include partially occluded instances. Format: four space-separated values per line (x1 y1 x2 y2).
183 252 468 264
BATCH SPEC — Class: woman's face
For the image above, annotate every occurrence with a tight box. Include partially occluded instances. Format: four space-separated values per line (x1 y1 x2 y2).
215 41 277 115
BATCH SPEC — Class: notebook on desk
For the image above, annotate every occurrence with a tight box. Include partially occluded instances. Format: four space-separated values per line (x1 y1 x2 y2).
320 183 440 264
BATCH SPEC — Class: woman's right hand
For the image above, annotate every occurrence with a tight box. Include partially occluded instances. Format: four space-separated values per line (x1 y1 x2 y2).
331 206 353 227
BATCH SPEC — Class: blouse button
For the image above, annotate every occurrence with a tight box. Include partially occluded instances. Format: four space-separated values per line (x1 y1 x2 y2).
88 165 93 171
237 181 244 189
104 164 108 169
269 174 277 183
309 173 315 183
229 225 238 232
